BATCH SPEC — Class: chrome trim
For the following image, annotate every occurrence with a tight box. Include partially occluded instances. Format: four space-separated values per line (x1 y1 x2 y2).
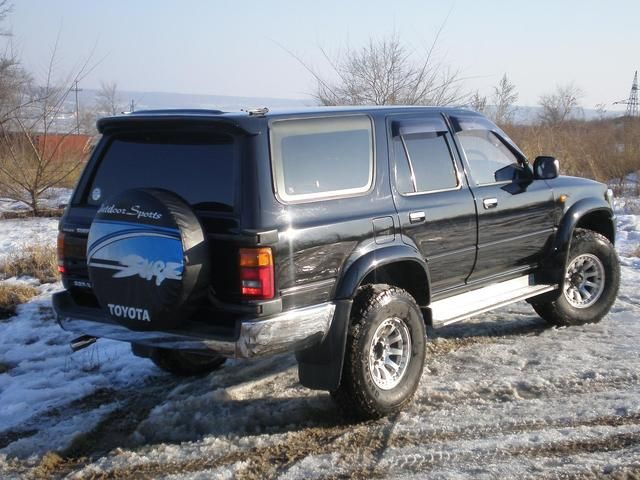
478 227 555 249
57 300 335 359
440 284 556 325
483 197 498 209
402 183 463 196
280 278 336 296
236 303 335 358
427 245 477 261
430 274 558 325
476 180 513 187
409 211 426 223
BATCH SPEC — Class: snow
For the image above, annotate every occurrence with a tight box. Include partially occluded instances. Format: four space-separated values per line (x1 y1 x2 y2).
0 198 639 478
0 218 59 263
0 188 72 215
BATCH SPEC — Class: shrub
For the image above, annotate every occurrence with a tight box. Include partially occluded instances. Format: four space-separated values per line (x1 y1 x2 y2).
0 243 58 283
505 117 640 186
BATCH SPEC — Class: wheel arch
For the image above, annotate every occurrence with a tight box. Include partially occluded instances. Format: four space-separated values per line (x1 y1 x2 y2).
334 244 431 306
555 198 615 251
542 197 615 287
297 243 430 392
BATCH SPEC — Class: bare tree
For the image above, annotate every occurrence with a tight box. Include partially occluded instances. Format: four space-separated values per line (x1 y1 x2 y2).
0 49 31 123
468 90 487 113
0 36 96 214
95 80 123 116
0 2 38 126
490 74 518 126
291 33 466 106
538 83 583 125
594 103 608 120
0 0 12 36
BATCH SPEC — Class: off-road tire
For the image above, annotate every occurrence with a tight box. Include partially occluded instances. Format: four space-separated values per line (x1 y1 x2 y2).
331 284 426 420
532 228 619 326
149 348 226 376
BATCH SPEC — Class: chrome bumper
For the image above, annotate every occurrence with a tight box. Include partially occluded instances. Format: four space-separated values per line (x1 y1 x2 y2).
53 292 335 359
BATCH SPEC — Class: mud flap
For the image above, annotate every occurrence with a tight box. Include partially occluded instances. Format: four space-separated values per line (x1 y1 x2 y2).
296 299 352 391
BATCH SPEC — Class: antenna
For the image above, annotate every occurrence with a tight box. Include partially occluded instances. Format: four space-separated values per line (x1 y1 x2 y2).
614 71 639 117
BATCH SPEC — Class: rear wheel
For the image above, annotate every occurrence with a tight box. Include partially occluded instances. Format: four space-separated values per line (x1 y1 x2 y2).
531 228 619 326
331 284 426 420
149 348 226 376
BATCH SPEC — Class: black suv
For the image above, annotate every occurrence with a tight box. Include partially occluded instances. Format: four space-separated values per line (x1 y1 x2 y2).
54 106 620 419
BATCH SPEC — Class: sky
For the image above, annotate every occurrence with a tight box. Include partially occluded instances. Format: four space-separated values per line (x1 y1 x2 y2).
8 0 640 109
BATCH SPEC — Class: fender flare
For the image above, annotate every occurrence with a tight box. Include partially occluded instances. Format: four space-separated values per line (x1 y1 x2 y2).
542 197 614 286
334 243 431 301
297 242 430 391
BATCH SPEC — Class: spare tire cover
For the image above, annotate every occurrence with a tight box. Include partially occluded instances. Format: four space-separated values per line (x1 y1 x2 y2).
87 188 209 331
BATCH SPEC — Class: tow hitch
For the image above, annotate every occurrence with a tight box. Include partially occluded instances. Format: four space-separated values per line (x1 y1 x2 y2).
70 335 97 352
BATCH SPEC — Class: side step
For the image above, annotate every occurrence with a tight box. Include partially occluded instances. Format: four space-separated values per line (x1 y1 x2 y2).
429 275 557 326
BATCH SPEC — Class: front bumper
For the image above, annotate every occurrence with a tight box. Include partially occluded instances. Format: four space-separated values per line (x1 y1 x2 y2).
53 291 335 359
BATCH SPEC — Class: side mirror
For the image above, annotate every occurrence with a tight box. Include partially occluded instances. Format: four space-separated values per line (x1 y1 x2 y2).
533 156 559 180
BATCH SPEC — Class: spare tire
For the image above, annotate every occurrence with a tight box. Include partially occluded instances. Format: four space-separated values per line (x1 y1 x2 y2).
87 188 209 331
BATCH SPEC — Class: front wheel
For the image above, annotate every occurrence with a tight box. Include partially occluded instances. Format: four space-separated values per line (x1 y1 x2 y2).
331 284 426 420
531 228 619 326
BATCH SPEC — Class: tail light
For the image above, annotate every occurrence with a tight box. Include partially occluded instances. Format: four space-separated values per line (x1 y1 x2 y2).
57 232 66 274
239 247 274 300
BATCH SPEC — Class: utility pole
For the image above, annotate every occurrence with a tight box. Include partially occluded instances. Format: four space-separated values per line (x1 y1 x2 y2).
71 80 83 133
614 71 639 117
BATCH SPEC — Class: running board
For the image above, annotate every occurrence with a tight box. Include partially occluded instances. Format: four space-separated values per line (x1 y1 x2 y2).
430 275 557 326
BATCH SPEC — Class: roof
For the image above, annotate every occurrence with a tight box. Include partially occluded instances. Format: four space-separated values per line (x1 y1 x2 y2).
96 105 479 134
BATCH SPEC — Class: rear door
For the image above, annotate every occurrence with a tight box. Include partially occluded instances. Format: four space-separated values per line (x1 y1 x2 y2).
448 113 556 283
388 114 477 294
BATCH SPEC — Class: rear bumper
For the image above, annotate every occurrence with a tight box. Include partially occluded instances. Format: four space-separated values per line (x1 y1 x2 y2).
53 291 335 359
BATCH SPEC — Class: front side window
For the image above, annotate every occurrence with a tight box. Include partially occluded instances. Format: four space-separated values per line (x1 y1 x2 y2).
270 116 374 202
394 131 459 194
456 129 522 185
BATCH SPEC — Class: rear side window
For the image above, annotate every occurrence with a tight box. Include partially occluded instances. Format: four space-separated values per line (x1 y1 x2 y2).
270 116 374 202
87 132 236 211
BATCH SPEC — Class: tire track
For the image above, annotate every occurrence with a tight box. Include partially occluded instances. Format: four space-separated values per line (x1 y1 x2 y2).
61 409 640 479
373 430 640 477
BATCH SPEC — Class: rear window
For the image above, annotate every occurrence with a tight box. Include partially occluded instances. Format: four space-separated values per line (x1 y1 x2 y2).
87 132 236 211
270 115 374 202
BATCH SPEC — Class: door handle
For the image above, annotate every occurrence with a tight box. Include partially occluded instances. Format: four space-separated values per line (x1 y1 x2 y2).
409 211 426 223
483 198 498 209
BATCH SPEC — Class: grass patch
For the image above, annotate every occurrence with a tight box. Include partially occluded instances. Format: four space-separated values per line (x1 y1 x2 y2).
0 283 38 318
31 451 65 478
0 243 58 283
634 245 640 258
